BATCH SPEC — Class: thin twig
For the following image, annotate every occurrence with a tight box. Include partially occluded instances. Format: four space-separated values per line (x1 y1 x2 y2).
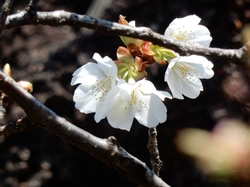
25 0 39 17
0 0 14 34
0 70 170 187
147 127 163 176
0 93 5 125
0 117 32 136
4 10 250 66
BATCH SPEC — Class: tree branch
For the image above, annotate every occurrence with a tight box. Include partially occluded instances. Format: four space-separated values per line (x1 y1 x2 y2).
4 10 250 67
147 127 163 176
25 0 39 17
0 117 33 136
0 0 14 34
0 70 170 187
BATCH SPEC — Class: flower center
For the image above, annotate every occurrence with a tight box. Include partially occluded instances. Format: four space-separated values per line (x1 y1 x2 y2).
124 89 147 112
131 90 137 105
92 76 112 101
124 90 136 111
170 27 195 43
175 33 186 42
174 62 198 84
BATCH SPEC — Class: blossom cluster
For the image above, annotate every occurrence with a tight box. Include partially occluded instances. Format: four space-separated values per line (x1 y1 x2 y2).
71 15 214 131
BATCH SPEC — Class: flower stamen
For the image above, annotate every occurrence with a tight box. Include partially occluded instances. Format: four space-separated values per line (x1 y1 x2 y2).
92 76 112 101
174 62 198 84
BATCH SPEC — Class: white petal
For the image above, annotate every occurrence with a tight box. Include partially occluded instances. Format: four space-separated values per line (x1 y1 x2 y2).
179 55 214 78
184 75 203 90
118 81 135 101
94 107 106 123
133 91 155 127
165 55 214 99
154 90 172 100
168 15 201 27
137 80 156 95
181 82 201 99
107 91 134 131
129 21 136 27
193 64 214 78
149 94 167 123
73 86 98 113
71 63 103 86
134 92 167 128
165 66 184 99
164 14 212 47
94 82 116 123
71 53 118 122
191 25 211 35
187 25 212 47
134 80 168 127
106 79 169 130
135 104 157 128
137 80 172 100
93 53 117 78
188 37 212 47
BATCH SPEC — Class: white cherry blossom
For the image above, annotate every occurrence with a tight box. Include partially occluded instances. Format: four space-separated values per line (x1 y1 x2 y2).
71 53 118 123
164 15 212 47
164 55 214 99
107 79 172 131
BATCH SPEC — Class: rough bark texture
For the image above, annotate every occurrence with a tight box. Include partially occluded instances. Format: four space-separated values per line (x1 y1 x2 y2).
0 0 13 34
4 10 250 66
0 71 169 187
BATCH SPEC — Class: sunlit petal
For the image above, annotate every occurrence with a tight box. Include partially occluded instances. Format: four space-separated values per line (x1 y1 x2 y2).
93 53 118 78
149 94 167 123
164 14 212 47
71 53 118 123
107 79 170 130
165 67 184 99
165 55 213 99
71 63 104 86
107 90 134 131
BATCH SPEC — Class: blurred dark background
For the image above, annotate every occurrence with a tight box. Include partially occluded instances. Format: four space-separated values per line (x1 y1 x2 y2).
0 0 250 186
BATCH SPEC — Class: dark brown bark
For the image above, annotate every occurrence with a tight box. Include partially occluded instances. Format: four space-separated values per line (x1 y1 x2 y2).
0 70 170 187
0 0 14 34
4 10 250 67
